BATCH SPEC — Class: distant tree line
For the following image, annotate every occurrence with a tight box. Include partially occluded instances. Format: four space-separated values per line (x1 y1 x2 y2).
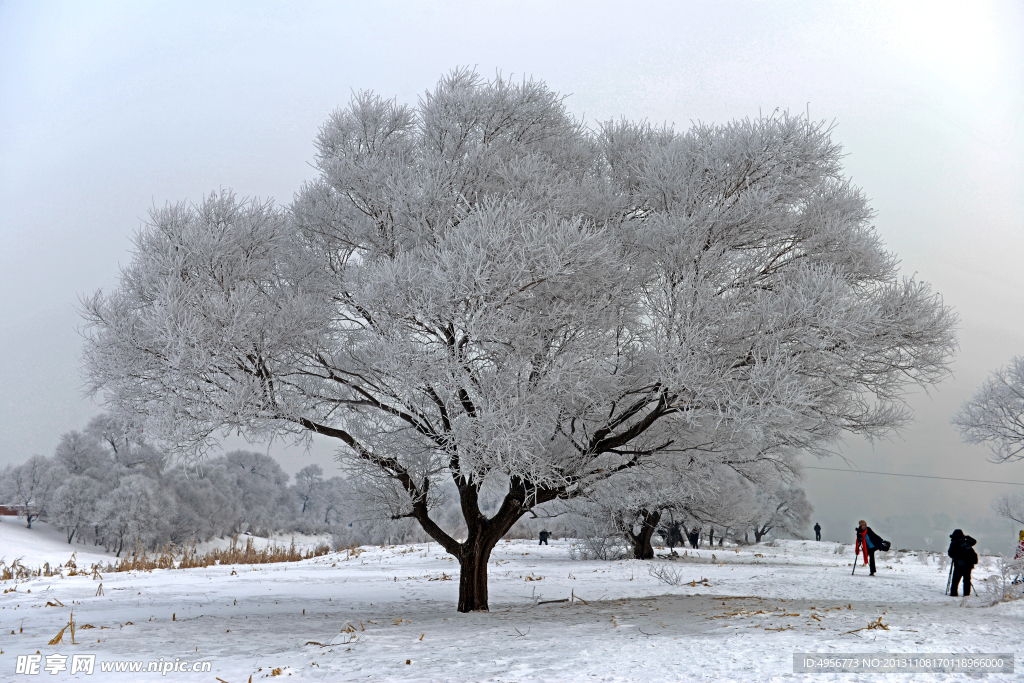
0 415 359 555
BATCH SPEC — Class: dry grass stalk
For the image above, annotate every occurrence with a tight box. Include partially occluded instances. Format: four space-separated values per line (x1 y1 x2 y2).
47 611 76 645
842 617 889 635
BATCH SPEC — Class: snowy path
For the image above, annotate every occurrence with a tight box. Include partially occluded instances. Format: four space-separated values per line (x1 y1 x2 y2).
1 529 1021 681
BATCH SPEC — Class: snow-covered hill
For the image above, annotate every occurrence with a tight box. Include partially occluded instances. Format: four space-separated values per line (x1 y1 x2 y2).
0 518 113 569
1 527 1020 681
0 518 331 569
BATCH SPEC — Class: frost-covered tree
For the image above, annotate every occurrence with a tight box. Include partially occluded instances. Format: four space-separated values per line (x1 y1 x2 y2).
84 413 167 476
680 466 761 545
221 450 294 535
82 70 957 611
96 474 168 556
317 476 348 526
294 464 325 516
163 463 242 543
0 455 59 528
953 356 1024 462
565 458 714 559
993 493 1024 526
745 483 813 542
53 430 108 477
49 475 102 543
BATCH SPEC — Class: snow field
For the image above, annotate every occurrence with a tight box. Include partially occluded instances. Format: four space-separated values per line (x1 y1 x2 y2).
1 525 1021 682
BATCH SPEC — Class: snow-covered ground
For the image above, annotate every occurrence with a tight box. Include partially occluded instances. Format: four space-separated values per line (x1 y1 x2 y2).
1 521 1021 682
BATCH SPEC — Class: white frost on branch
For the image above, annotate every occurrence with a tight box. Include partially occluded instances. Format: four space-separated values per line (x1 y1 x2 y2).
953 356 1024 462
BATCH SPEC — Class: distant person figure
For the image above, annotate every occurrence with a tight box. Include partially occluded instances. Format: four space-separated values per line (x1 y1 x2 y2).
814 522 822 541
947 529 978 596
539 530 551 546
855 520 889 576
688 529 700 549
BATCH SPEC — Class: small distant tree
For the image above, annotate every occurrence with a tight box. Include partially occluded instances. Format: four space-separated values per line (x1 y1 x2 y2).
222 450 293 535
85 413 167 475
746 484 813 542
164 463 242 543
53 430 108 477
317 476 348 526
0 455 59 528
294 464 325 516
953 356 1024 463
82 70 957 612
566 457 713 559
993 494 1024 526
96 474 166 556
50 475 102 543
681 463 771 545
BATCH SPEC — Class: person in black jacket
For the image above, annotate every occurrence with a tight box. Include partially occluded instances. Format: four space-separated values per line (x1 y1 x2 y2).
814 522 822 541
856 520 887 575
947 529 978 596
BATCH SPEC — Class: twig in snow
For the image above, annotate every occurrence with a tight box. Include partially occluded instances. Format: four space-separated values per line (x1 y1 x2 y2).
842 617 888 635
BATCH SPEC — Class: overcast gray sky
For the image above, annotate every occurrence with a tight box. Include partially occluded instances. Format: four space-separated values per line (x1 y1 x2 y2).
2 0 1023 550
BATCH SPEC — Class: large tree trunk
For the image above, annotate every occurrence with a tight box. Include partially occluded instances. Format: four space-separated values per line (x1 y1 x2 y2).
626 509 661 560
409 475 552 613
456 529 501 612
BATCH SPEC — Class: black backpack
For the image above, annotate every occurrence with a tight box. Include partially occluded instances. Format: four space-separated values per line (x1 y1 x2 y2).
954 542 978 567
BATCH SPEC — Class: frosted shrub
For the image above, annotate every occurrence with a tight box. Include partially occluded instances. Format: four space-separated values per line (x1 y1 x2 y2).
648 563 688 586
563 509 631 561
834 544 846 555
978 555 1024 606
567 535 628 561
